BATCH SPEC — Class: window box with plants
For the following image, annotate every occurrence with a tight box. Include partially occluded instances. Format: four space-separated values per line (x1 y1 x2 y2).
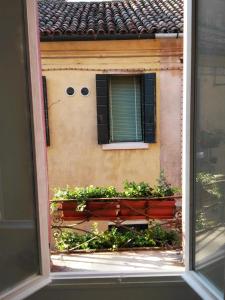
51 172 181 221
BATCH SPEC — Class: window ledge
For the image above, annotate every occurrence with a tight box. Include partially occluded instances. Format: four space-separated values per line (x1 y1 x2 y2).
102 142 149 150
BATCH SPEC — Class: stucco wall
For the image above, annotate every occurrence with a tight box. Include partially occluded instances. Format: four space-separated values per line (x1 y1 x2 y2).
160 69 182 187
41 39 182 194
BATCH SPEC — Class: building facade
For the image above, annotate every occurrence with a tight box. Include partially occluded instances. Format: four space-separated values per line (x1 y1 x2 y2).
39 0 183 194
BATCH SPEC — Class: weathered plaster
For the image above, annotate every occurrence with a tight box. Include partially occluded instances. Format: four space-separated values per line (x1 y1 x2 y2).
41 39 183 195
159 70 182 187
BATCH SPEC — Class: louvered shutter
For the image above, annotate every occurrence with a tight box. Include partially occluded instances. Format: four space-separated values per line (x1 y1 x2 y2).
110 76 142 142
96 74 110 144
42 76 50 146
142 73 156 143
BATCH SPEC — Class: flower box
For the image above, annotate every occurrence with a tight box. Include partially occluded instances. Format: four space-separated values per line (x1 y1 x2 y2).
52 197 178 221
86 200 118 220
147 199 176 219
61 201 86 221
119 200 147 220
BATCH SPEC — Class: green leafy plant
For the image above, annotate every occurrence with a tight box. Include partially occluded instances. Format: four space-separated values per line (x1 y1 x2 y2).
53 185 119 211
55 224 179 252
152 171 179 197
52 174 180 212
122 181 153 198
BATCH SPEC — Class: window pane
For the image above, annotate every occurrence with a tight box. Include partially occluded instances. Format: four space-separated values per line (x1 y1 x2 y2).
193 0 225 293
0 1 39 293
110 76 142 142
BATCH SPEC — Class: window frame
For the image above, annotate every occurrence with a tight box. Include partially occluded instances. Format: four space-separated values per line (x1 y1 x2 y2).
181 0 224 299
0 1 51 299
96 73 156 146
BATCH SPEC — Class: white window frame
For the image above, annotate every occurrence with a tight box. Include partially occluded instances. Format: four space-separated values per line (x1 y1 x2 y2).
181 0 224 299
0 1 51 299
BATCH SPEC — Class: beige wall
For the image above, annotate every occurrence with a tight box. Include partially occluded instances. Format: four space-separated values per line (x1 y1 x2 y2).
41 39 183 195
160 69 182 187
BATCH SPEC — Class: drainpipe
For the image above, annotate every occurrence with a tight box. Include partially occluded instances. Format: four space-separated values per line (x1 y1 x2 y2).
155 33 183 39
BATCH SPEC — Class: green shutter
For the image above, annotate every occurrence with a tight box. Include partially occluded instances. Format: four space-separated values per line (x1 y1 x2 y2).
142 73 156 143
110 76 142 142
96 74 110 144
42 76 50 146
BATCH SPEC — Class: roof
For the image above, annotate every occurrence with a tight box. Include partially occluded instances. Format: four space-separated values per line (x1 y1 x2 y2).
39 0 183 41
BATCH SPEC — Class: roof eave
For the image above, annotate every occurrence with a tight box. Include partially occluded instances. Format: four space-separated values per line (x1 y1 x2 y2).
40 32 183 42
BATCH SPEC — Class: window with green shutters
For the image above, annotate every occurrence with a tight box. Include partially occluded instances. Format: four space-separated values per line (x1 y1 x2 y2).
96 73 156 145
109 76 142 142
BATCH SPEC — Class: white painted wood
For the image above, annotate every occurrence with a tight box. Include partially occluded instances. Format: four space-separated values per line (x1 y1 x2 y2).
52 271 184 281
102 142 149 150
182 0 192 272
182 1 225 299
0 276 51 300
182 272 223 300
26 0 51 279
0 2 51 299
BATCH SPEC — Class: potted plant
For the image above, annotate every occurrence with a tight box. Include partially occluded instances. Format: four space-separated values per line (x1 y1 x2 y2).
147 171 178 219
52 187 87 220
119 181 151 219
52 185 119 220
51 172 180 221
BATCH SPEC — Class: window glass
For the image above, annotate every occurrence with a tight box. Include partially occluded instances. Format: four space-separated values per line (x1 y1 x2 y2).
109 76 142 142
194 0 225 293
0 1 39 293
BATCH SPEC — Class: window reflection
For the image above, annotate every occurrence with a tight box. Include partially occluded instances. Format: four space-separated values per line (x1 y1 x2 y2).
194 0 225 292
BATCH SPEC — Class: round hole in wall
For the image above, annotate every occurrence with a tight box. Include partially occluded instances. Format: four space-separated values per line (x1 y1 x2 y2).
66 87 75 96
81 87 89 96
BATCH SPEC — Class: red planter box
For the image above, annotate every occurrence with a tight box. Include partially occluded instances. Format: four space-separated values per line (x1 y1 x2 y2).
61 202 86 221
56 197 178 221
86 201 118 220
119 200 147 220
147 200 176 219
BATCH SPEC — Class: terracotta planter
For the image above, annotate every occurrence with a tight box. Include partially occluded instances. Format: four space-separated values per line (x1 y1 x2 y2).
147 200 176 219
56 197 178 221
87 201 118 220
119 200 147 220
61 202 86 221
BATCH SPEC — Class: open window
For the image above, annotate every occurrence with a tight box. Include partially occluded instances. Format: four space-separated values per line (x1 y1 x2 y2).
182 0 225 299
0 1 50 299
0 0 224 300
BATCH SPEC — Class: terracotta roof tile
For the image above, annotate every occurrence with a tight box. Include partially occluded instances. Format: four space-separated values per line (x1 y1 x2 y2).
39 0 183 41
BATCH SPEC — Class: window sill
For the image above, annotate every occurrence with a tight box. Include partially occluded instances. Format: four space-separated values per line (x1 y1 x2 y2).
102 142 149 150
